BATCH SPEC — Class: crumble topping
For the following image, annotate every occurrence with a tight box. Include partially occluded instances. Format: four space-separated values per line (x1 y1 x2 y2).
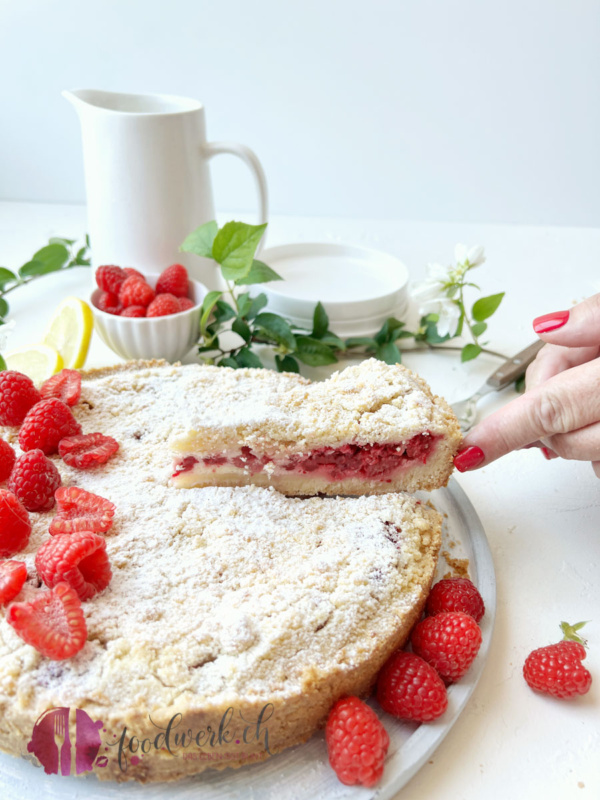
0 361 441 720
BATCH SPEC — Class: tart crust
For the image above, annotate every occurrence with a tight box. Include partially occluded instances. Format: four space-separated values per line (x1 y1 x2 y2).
0 360 443 782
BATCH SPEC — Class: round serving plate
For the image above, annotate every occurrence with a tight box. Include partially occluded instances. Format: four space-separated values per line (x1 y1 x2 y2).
0 477 495 800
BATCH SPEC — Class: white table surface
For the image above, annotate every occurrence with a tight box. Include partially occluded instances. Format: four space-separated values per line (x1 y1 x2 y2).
1 201 599 799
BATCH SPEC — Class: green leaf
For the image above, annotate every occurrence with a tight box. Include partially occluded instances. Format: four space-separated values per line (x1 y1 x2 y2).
253 313 296 350
212 222 267 281
200 291 223 335
472 292 505 322
180 221 219 259
247 293 268 319
219 356 240 369
213 299 237 324
18 260 46 278
375 341 402 365
74 246 91 266
295 336 338 366
312 302 329 338
0 354 5 371
515 374 526 393
31 243 69 272
235 347 263 369
235 259 283 285
471 321 487 337
320 332 346 350
0 268 17 290
236 292 252 318
48 237 76 247
424 320 451 344
345 336 378 349
232 317 251 343
0 297 8 318
275 355 300 374
374 317 405 345
461 343 482 362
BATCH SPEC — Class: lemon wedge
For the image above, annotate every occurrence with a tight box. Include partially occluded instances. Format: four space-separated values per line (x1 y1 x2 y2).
42 296 94 369
4 344 64 385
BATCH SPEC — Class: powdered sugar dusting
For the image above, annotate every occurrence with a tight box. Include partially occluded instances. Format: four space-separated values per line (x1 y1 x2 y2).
0 361 441 720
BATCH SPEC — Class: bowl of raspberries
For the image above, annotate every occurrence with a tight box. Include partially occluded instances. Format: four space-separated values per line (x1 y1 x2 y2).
90 264 207 362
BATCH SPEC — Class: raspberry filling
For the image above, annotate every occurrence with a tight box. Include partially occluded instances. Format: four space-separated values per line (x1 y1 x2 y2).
173 433 438 483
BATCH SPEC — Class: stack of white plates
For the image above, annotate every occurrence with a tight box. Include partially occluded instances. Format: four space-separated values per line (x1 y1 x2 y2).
261 243 410 338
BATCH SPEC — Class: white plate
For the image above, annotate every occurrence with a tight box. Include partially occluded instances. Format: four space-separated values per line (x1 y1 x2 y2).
260 243 410 337
0 478 495 800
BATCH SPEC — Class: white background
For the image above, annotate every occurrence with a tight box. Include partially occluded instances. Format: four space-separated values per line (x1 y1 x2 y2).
1 0 599 226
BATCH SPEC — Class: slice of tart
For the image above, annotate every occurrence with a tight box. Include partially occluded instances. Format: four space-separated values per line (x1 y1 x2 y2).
171 358 462 496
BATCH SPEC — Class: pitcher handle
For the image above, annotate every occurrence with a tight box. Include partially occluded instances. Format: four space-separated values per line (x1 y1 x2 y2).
203 141 269 252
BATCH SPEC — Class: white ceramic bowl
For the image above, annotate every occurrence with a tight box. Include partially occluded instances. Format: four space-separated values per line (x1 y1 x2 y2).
260 243 410 337
90 273 207 362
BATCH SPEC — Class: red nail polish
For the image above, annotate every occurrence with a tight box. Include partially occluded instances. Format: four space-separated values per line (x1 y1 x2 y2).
453 446 485 473
532 310 569 334
541 447 558 460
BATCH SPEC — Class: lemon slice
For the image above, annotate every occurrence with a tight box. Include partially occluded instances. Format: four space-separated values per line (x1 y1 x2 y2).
4 344 64 385
42 296 94 369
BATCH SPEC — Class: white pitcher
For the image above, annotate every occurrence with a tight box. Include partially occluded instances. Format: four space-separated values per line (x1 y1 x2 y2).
63 89 269 289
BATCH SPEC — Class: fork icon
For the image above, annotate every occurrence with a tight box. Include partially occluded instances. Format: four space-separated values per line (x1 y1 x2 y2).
53 711 70 776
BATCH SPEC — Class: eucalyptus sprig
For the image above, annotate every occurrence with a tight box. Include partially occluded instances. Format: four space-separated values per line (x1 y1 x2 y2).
0 236 91 325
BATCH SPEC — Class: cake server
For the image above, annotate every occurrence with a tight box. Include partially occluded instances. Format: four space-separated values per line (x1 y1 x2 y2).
451 340 545 433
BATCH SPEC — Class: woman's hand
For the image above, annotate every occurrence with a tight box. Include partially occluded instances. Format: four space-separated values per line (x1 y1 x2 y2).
453 294 600 476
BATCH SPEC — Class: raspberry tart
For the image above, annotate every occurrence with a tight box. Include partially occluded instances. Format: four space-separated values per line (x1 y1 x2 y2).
0 360 443 782
171 358 461 496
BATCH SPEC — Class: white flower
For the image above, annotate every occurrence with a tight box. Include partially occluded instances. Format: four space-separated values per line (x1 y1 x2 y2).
411 264 461 338
0 320 15 352
411 263 451 305
455 244 485 269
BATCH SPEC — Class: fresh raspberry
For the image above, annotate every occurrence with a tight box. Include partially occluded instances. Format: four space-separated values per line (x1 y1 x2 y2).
50 486 115 535
326 697 389 787
411 611 482 683
0 490 31 557
0 439 16 481
0 371 42 426
8 450 62 512
119 276 155 309
155 264 189 298
120 305 146 318
40 369 82 407
523 622 592 699
178 297 194 311
95 265 126 295
146 293 181 317
35 531 111 601
19 399 82 455
377 651 448 722
0 560 27 604
58 432 119 469
95 291 122 315
6 582 87 659
124 267 145 282
426 578 485 623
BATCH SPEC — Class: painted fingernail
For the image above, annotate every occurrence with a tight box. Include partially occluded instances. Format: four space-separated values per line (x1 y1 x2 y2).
532 310 569 334
453 446 485 472
541 447 558 460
